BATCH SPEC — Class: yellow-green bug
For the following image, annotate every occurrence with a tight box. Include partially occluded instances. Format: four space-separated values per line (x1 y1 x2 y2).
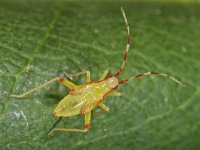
11 7 185 136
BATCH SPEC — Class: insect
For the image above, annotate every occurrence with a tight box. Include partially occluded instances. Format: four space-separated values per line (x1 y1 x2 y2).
11 7 185 136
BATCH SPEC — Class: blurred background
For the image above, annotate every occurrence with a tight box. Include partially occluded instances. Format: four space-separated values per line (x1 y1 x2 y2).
0 0 199 149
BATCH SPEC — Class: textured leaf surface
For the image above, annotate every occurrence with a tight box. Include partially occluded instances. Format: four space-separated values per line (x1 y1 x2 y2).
0 0 199 149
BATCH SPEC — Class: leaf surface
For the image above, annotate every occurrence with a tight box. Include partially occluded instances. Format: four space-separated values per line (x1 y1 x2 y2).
0 0 199 149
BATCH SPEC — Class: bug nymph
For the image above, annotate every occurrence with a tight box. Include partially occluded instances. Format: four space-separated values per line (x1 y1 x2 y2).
53 76 119 118
11 7 185 136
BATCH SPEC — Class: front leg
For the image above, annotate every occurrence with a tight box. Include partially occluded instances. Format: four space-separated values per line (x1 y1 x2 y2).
99 69 111 80
64 71 91 83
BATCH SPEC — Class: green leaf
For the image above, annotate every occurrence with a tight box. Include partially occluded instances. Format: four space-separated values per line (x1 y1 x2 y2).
0 0 199 149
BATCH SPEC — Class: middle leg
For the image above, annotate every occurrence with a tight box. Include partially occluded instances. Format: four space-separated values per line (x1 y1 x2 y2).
92 103 110 117
108 91 122 96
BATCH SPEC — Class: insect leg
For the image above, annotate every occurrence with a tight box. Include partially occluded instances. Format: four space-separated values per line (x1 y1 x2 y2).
64 71 91 82
92 103 109 117
48 112 91 136
11 77 76 98
47 117 63 135
84 111 91 131
98 103 109 112
99 69 111 80
108 91 122 96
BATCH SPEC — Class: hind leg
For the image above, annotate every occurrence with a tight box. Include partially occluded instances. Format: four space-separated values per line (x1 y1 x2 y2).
48 111 91 136
11 77 76 98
